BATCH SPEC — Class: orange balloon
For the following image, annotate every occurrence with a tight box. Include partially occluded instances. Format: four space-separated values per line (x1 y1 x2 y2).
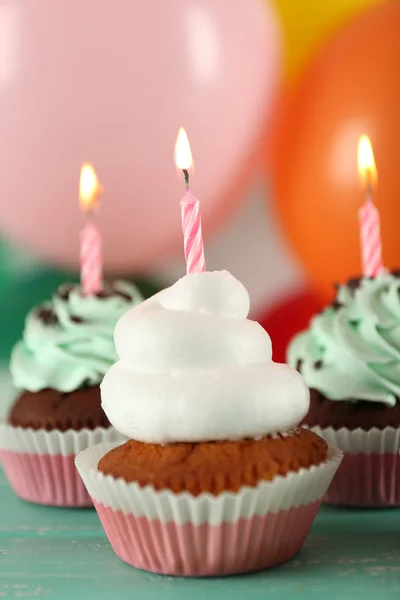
269 0 400 302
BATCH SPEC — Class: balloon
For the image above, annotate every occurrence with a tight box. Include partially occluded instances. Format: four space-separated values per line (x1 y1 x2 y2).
271 0 384 82
269 0 400 302
257 289 323 363
0 0 281 273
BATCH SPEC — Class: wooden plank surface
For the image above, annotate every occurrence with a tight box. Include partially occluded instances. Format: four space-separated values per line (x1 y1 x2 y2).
1 466 400 600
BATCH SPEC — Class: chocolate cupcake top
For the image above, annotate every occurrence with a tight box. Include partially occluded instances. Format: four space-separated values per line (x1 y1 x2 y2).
101 271 309 443
287 273 400 406
10 281 143 393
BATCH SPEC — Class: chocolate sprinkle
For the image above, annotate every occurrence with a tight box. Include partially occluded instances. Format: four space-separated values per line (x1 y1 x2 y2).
333 273 388 299
70 315 83 324
347 277 363 294
37 308 59 326
95 285 132 302
95 289 111 299
114 289 132 302
296 359 303 373
314 360 323 370
78 379 91 391
331 299 344 311
57 284 75 300
333 276 363 297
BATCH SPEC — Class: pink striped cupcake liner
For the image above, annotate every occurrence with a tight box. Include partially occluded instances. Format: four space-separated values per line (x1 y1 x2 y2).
310 426 400 507
76 441 342 576
0 423 124 507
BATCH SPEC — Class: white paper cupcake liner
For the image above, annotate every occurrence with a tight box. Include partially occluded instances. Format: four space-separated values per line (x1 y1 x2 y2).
0 422 125 456
0 424 125 507
308 425 400 455
76 441 343 525
75 441 342 575
306 426 400 507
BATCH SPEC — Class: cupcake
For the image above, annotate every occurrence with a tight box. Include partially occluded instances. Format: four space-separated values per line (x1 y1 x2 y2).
0 280 143 506
287 273 400 507
76 271 342 576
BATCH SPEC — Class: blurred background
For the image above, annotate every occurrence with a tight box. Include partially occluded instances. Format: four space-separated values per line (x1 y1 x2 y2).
0 0 397 400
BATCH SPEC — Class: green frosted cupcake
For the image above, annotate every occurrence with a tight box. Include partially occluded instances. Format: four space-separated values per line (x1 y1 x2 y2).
287 273 400 507
0 280 143 507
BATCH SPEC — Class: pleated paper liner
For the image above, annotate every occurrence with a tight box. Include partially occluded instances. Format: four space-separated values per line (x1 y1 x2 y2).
76 441 342 576
309 426 400 507
0 423 125 507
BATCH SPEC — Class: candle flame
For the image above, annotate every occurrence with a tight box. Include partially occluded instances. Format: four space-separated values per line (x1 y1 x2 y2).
357 135 377 188
79 163 103 211
174 127 193 170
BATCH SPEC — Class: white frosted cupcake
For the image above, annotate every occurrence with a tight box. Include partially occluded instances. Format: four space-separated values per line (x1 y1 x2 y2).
76 271 342 575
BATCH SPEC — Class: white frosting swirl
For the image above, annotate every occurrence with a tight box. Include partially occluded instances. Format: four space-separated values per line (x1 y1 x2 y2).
101 271 309 443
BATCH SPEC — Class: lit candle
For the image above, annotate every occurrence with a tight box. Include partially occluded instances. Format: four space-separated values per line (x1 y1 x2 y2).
174 127 206 274
79 163 104 295
357 135 383 278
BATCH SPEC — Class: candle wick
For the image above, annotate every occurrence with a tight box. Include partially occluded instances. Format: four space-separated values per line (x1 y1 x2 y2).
365 182 374 203
183 169 190 190
85 206 96 222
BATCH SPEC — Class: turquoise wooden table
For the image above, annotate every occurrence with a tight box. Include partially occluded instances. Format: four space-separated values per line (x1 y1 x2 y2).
1 466 399 600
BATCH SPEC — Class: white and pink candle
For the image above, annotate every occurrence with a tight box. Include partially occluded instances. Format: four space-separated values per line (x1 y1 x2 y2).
174 128 206 274
357 135 383 278
79 163 104 295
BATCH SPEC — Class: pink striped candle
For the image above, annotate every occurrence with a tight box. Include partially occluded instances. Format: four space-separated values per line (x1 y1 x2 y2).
181 190 206 274
80 221 103 295
359 195 383 278
79 164 103 295
357 136 383 278
175 128 206 274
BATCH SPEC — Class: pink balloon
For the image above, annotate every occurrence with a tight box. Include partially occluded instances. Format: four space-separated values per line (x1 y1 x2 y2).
0 0 281 272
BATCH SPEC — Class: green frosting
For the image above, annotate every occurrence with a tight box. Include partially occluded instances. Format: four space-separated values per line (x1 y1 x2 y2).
287 274 400 406
10 281 143 392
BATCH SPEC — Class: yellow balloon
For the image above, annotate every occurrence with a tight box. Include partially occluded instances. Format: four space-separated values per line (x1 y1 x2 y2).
272 0 386 82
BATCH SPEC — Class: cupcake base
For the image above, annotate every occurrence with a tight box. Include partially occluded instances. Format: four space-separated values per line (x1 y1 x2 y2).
324 452 400 507
94 500 320 576
309 426 400 507
76 441 342 576
97 428 329 495
0 450 90 507
0 423 125 507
